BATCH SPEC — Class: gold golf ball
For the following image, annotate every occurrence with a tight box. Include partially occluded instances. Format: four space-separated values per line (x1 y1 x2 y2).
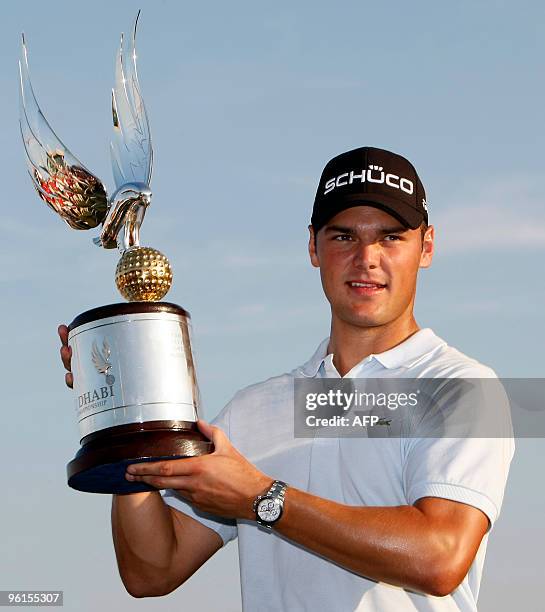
115 246 173 302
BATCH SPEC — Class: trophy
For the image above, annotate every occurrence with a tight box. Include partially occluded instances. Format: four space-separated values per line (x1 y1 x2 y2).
19 12 213 494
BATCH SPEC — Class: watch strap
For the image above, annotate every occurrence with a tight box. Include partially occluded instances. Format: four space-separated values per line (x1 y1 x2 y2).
253 480 288 528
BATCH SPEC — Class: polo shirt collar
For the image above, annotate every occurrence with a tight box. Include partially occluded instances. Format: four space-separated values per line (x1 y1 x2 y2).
298 328 446 377
298 337 330 377
372 328 446 369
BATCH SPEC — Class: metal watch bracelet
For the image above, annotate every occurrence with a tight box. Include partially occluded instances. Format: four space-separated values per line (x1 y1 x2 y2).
253 480 288 529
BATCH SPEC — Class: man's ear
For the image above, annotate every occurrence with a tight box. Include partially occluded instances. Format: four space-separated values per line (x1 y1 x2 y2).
308 225 320 268
419 225 434 269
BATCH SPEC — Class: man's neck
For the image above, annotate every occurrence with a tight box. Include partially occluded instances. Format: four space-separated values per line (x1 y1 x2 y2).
327 314 420 377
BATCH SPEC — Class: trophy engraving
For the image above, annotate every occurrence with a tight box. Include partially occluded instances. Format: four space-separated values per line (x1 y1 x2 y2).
92 339 115 386
19 12 212 494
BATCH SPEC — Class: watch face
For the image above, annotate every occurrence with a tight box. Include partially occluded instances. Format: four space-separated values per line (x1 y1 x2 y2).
257 497 281 523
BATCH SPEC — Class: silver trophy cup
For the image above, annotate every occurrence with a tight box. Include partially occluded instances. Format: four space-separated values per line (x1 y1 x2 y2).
19 13 212 493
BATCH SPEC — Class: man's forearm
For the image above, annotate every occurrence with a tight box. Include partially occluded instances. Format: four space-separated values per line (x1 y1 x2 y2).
122 425 487 597
273 488 475 597
111 492 177 596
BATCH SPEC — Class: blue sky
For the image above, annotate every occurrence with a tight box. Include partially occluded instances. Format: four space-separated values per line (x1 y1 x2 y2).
2 1 544 610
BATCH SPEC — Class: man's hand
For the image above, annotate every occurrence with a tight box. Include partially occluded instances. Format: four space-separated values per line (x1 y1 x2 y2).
58 324 73 388
126 420 273 520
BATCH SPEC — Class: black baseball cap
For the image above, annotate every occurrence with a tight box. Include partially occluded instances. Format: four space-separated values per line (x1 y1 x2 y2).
311 146 428 232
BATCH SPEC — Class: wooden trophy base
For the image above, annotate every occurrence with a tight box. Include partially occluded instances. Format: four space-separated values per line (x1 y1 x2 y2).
67 420 213 494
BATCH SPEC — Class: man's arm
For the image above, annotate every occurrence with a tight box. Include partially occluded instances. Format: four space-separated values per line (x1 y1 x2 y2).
111 491 223 598
126 423 489 598
272 489 487 597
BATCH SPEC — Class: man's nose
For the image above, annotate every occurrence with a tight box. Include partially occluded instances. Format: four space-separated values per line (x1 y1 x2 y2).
353 242 380 269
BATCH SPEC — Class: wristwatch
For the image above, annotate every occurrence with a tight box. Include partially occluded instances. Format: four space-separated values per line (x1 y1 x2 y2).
252 480 288 529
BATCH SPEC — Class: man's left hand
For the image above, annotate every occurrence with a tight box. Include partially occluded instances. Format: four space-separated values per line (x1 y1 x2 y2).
125 420 272 520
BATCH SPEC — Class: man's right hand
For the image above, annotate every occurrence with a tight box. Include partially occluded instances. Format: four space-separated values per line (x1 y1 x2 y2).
58 324 73 389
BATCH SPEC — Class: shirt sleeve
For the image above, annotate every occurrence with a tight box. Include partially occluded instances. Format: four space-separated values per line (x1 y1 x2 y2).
160 401 238 546
402 376 515 528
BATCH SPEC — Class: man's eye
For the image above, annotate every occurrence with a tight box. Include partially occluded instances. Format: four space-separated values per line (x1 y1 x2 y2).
333 234 353 241
383 235 401 241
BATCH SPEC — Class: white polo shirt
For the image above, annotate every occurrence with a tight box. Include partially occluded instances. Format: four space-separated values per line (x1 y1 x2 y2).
162 328 514 611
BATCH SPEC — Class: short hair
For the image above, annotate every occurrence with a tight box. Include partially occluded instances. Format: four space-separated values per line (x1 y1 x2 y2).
420 221 428 244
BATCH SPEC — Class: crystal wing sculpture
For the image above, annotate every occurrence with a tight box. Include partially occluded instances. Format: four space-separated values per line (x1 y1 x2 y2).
93 11 153 251
19 13 172 302
19 35 108 230
19 11 154 251
110 11 153 189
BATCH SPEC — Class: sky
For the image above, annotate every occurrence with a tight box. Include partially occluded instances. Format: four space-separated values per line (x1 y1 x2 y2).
1 0 545 610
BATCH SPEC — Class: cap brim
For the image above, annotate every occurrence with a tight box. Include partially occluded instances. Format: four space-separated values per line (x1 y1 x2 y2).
313 193 425 230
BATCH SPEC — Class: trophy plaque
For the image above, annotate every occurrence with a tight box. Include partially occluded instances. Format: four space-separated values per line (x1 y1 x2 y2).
19 13 213 494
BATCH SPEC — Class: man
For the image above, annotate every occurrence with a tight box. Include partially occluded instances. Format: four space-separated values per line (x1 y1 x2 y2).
59 146 514 611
